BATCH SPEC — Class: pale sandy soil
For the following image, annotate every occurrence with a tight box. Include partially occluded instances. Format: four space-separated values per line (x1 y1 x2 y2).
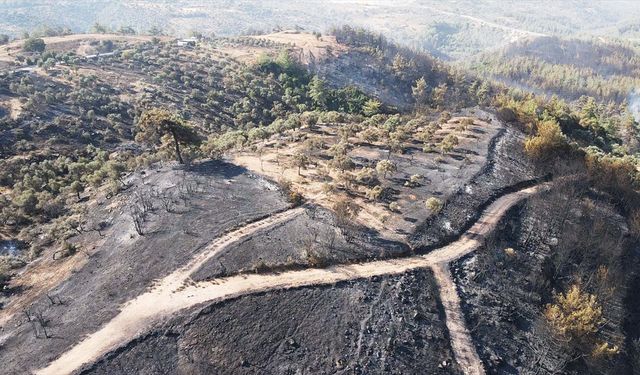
213 31 345 65
433 263 485 375
233 115 502 240
214 44 273 64
0 34 172 66
7 98 23 120
251 31 347 64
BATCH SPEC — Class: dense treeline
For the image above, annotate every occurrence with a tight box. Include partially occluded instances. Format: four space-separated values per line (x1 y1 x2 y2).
468 36 640 211
468 37 640 103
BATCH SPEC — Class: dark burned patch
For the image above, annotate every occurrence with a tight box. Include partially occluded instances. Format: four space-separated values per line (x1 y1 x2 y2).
187 160 248 179
454 188 638 374
81 269 462 375
0 164 290 375
351 155 376 168
456 148 480 156
191 205 408 282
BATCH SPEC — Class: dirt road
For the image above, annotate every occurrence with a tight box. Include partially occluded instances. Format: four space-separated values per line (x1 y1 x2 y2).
433 264 485 375
37 185 543 375
428 7 548 41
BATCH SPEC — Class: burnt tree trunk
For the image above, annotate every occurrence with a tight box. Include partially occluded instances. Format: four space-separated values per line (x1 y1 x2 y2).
171 130 184 164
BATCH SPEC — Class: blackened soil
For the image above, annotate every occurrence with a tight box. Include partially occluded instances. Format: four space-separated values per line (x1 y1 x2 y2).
82 269 461 375
410 127 539 251
0 161 289 375
192 205 408 281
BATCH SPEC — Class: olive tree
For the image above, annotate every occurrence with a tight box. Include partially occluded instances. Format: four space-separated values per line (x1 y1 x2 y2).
376 160 396 179
292 151 309 176
23 38 46 53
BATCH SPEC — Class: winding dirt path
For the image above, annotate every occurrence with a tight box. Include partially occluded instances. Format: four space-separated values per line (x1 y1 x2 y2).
37 185 543 375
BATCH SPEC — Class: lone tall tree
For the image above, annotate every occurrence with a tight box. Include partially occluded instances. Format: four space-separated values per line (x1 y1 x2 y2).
136 108 200 164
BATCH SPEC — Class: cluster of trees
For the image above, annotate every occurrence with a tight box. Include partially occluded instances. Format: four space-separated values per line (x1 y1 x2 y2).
264 110 466 217
1 27 637 336
108 41 374 135
584 150 640 209
544 284 618 358
524 119 568 161
15 31 489 172
1 41 378 256
0 146 128 229
129 103 464 229
2 69 133 154
20 26 72 39
88 22 162 36
23 37 46 53
476 55 640 103
498 92 639 212
420 20 508 59
497 90 639 153
221 36 288 49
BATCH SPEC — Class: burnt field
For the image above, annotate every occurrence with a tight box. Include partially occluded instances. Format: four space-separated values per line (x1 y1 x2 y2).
81 269 461 375
191 204 408 281
0 161 289 374
409 126 540 251
1 25 636 375
452 184 640 374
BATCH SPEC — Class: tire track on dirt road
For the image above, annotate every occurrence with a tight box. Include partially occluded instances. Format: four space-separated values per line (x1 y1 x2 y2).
37 184 545 375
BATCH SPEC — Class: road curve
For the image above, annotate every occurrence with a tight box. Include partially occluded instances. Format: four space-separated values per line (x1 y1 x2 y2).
37 184 544 375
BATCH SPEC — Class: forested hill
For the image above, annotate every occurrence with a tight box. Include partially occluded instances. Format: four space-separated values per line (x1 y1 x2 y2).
0 28 485 248
465 36 640 104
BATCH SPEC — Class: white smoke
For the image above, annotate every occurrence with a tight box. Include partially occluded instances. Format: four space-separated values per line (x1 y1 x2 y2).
629 89 640 122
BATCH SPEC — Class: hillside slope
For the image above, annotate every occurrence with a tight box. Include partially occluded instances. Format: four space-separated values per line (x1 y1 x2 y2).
0 29 638 375
465 36 640 104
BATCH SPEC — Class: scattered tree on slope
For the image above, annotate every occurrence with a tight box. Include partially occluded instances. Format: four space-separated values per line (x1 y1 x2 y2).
136 108 201 164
